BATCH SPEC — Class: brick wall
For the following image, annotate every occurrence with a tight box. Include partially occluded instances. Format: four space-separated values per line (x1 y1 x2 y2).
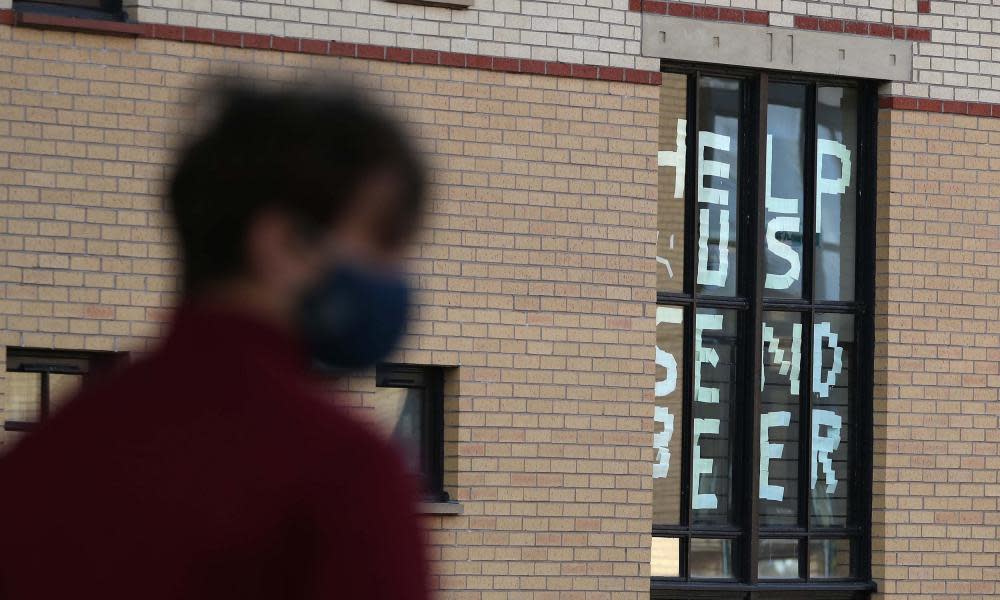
122 0 658 71
873 108 1000 599
0 22 660 598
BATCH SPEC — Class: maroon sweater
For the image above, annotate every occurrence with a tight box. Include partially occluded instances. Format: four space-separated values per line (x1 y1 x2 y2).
0 305 429 600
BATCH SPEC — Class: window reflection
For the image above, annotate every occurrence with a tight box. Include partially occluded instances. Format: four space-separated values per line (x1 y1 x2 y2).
653 306 684 525
696 77 740 297
810 314 854 527
764 83 806 299
815 87 858 301
372 386 424 477
759 538 799 579
690 538 733 579
657 73 688 293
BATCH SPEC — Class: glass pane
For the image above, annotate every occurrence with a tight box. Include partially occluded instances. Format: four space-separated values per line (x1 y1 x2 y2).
653 306 684 525
0 430 29 456
758 538 800 579
691 308 737 525
657 73 687 293
810 314 853 527
690 538 733 579
695 77 740 297
809 538 852 578
759 311 802 526
49 373 83 416
5 371 41 423
814 87 858 301
372 386 423 477
764 83 806 300
650 537 681 577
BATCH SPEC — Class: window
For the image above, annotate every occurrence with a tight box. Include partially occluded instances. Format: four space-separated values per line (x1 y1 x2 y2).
651 68 875 598
2 348 125 453
13 0 125 20
374 364 448 502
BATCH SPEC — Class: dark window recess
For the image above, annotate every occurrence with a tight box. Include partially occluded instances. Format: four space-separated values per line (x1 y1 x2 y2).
651 66 876 600
3 348 126 450
375 364 447 503
13 0 126 21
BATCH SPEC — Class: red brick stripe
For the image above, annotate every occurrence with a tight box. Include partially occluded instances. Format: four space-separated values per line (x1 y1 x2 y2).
630 1 932 41
880 95 1000 118
0 8 662 85
632 0 766 24
794 15 930 41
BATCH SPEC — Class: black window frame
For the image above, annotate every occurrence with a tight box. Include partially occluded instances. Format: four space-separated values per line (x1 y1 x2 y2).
4 347 125 434
375 364 448 503
12 0 126 21
651 64 877 600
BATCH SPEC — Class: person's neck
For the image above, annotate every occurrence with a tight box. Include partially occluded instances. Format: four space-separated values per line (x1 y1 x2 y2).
191 281 296 336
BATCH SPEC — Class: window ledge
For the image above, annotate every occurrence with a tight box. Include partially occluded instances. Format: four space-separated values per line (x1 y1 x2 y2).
419 501 463 515
13 10 143 36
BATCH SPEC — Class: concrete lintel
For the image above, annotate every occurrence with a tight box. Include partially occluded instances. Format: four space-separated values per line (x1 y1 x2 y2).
642 14 913 82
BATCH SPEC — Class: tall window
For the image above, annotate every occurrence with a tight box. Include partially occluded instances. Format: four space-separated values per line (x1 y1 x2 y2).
651 69 875 598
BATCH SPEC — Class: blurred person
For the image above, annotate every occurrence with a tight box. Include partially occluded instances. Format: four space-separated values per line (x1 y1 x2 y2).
0 79 430 600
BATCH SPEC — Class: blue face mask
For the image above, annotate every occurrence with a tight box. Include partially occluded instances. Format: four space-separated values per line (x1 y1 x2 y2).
297 263 410 371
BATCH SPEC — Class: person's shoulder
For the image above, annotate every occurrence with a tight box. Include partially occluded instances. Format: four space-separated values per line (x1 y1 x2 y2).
282 386 396 462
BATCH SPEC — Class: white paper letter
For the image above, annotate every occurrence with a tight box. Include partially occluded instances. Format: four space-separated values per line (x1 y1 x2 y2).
811 409 842 493
695 313 723 404
655 307 683 398
766 134 798 215
692 417 720 509
764 216 802 290
698 131 730 206
760 411 791 501
812 321 844 398
697 208 731 288
653 406 674 479
761 323 802 395
815 139 852 233
658 119 687 199
696 131 732 288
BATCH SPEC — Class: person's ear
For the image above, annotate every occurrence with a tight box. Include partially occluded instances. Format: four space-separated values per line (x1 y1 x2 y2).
244 210 320 294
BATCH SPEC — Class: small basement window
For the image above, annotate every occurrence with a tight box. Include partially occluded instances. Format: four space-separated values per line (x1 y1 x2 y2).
374 364 448 503
2 348 126 453
13 0 125 21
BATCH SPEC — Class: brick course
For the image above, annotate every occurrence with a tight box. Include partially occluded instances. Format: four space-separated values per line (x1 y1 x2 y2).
121 0 658 71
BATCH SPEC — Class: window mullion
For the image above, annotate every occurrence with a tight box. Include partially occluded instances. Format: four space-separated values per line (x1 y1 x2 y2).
744 71 768 585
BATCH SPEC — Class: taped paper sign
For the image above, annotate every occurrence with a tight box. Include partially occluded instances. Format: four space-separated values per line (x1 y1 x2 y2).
694 313 723 404
653 406 675 479
696 131 732 288
655 231 675 280
811 409 842 493
764 217 801 290
692 417 720 509
812 321 844 398
815 139 852 234
655 306 682 398
764 135 802 291
759 411 791 501
761 322 802 395
658 119 687 199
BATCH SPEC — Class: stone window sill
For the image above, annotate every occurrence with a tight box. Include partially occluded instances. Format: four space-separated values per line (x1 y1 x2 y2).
12 9 143 36
419 501 463 515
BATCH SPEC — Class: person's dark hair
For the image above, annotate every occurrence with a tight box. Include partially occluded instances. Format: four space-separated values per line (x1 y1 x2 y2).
169 79 426 295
